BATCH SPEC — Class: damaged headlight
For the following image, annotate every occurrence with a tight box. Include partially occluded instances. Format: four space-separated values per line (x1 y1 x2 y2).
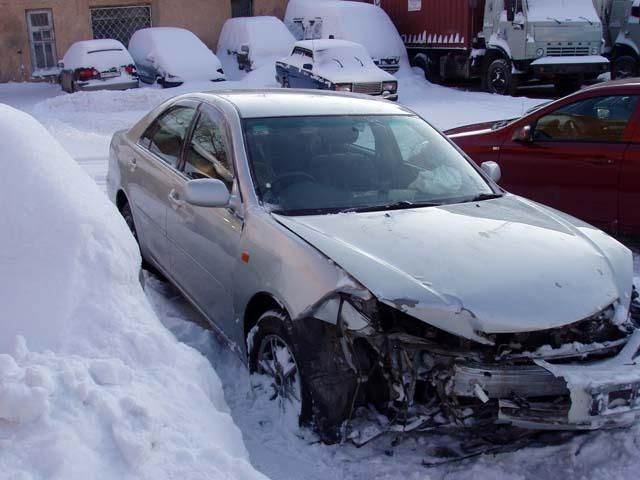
340 299 372 332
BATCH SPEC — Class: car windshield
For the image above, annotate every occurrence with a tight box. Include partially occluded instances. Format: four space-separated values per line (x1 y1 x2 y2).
316 47 372 69
243 115 495 215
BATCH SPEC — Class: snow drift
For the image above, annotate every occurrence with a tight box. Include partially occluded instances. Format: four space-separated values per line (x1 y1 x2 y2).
0 104 267 480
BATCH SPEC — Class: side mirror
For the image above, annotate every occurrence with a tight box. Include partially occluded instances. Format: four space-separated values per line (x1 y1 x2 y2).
303 63 313 70
512 125 533 143
183 178 230 208
240 44 250 54
57 61 64 69
481 161 502 183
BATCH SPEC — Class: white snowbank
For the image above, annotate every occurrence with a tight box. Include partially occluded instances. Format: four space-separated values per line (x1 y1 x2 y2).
0 104 268 480
218 17 295 80
129 27 224 82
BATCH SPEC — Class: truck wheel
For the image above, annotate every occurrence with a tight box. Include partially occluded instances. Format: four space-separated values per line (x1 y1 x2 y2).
413 54 440 84
485 59 513 95
612 55 639 79
554 76 581 95
281 77 290 88
249 311 359 444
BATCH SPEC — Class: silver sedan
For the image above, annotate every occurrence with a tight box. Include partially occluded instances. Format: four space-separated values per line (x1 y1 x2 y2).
107 90 640 444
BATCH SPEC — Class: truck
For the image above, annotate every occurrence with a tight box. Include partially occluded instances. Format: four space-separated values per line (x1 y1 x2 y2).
368 0 610 95
593 0 640 78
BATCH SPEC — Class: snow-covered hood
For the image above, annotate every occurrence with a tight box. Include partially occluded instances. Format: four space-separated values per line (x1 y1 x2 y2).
274 195 633 342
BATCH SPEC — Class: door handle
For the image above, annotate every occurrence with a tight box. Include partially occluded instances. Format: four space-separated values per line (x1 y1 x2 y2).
587 159 615 165
128 158 137 172
168 189 185 209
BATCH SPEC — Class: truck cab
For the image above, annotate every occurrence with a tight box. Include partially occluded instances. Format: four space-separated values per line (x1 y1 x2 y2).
482 0 609 93
595 0 640 78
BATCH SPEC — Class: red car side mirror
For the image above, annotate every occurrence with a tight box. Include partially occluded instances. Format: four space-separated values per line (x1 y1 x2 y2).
513 125 533 143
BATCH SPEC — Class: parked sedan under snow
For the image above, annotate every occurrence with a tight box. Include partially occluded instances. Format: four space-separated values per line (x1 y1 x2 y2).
107 90 640 444
276 40 398 100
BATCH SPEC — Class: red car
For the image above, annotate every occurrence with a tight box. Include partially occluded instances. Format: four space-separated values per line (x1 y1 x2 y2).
446 79 640 237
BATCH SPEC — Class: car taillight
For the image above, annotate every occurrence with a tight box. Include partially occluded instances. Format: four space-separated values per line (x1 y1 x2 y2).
125 64 136 75
77 68 98 81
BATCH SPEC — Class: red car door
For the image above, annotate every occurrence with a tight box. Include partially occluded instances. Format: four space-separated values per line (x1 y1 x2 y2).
498 94 639 233
620 105 640 236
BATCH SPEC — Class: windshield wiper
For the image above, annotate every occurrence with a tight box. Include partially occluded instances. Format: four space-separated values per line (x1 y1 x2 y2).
579 16 593 26
460 193 504 203
332 58 344 68
547 16 562 24
340 200 441 213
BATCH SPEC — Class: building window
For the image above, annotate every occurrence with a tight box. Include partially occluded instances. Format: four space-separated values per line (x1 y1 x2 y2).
91 5 152 46
26 9 57 72
231 0 252 17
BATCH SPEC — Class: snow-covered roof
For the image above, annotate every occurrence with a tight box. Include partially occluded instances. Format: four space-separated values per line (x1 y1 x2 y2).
62 39 133 71
295 39 361 51
128 27 223 81
526 0 601 23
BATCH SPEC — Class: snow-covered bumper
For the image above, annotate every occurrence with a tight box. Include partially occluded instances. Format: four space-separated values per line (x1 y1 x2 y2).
528 55 609 78
76 79 139 91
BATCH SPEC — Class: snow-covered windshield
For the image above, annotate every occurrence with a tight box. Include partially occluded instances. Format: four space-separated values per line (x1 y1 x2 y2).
525 0 600 23
316 46 374 69
86 49 132 69
244 115 494 215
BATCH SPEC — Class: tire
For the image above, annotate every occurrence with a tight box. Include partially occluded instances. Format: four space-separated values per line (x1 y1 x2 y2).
554 76 582 95
485 58 514 95
120 201 139 244
281 77 290 88
249 310 359 444
413 54 440 84
612 55 639 80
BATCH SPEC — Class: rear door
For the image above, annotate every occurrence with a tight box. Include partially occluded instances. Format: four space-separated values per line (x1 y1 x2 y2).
498 94 639 233
167 103 243 337
620 103 640 236
128 102 198 268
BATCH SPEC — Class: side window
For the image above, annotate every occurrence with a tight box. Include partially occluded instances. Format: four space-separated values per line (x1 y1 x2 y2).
183 106 234 189
533 95 639 143
141 106 197 167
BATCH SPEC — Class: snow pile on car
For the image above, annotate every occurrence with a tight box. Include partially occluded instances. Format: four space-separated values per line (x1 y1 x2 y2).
218 16 295 80
0 104 268 480
128 27 224 82
62 39 134 71
284 0 409 72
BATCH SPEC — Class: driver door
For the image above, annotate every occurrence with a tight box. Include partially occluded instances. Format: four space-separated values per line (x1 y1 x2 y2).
499 94 638 233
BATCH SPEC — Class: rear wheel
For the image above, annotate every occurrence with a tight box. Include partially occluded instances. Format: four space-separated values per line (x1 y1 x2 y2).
120 201 139 243
612 55 639 79
413 53 440 84
281 77 290 88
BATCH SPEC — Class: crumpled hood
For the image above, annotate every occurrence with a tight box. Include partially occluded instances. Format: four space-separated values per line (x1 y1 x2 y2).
274 195 633 342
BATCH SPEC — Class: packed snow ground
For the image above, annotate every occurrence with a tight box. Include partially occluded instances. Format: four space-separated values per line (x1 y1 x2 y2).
1 71 638 479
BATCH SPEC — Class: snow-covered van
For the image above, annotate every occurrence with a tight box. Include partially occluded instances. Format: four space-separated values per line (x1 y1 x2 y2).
217 16 296 80
284 0 407 74
128 27 225 87
276 39 399 100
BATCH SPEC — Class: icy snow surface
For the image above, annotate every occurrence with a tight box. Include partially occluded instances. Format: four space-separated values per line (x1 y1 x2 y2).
1 69 639 479
0 104 267 480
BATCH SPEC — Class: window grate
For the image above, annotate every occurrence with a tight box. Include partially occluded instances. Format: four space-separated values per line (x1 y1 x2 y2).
90 5 152 46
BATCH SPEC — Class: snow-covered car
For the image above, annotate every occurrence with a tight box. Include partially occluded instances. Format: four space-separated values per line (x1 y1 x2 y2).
108 89 640 444
58 39 139 93
217 16 295 80
284 0 407 73
128 27 225 87
276 40 398 100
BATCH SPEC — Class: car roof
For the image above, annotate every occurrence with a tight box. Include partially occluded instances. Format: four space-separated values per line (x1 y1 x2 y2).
581 78 640 92
294 39 360 51
196 89 412 119
72 39 125 51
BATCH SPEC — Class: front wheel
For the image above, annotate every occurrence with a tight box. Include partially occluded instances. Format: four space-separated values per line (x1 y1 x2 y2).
485 59 514 95
281 77 290 88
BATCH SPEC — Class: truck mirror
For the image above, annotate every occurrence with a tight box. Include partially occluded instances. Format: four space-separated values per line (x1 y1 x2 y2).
505 0 515 22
